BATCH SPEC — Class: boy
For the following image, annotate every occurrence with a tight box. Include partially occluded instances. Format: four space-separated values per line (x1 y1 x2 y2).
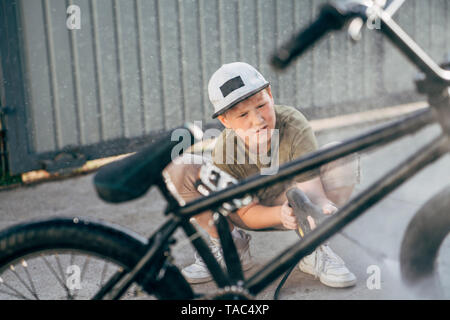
164 62 360 288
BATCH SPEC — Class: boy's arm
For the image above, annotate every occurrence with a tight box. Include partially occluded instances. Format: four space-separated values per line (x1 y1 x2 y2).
234 177 337 230
235 199 303 230
235 201 284 230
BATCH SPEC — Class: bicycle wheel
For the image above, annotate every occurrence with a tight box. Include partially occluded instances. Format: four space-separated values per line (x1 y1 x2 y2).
400 185 450 299
0 216 152 300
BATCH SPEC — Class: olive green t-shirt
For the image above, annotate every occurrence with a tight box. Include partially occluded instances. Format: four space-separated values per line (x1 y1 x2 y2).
212 105 319 205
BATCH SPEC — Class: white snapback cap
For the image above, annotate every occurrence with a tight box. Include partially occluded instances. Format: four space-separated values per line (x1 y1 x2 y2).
208 62 269 119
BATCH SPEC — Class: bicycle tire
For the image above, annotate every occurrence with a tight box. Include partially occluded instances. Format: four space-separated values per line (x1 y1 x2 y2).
400 185 450 298
0 216 151 300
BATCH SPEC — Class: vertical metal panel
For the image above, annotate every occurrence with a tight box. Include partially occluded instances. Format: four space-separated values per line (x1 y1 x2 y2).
0 0 32 175
139 0 164 134
20 0 55 153
46 0 79 149
294 0 313 108
448 0 450 58
312 0 331 108
96 0 122 140
258 0 279 100
346 14 365 104
116 0 144 139
400 0 419 90
2 0 450 175
237 0 258 67
430 0 448 64
199 0 221 124
74 0 101 145
178 0 203 124
158 0 183 129
219 0 239 64
362 25 379 100
275 0 296 105
383 0 422 94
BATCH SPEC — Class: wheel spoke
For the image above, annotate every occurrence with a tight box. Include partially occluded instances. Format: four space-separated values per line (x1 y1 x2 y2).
0 276 31 300
54 254 66 285
21 260 39 300
68 252 82 299
0 248 148 300
54 253 75 300
40 254 73 299
0 288 29 300
71 255 90 300
80 256 91 283
9 264 38 300
100 261 109 286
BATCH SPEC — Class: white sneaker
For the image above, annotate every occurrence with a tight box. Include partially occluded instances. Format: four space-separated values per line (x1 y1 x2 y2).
181 230 253 284
298 243 356 288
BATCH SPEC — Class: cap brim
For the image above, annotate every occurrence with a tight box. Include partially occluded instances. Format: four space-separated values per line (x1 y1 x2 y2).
212 82 270 119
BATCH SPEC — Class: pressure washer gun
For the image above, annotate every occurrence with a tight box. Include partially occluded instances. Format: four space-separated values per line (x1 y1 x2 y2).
286 188 329 239
272 188 332 299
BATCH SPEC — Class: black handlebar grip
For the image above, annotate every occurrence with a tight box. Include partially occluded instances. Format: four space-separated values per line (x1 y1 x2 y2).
286 188 328 238
271 4 347 70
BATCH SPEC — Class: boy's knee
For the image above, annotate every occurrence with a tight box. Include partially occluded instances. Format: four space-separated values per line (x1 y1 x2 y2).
163 154 205 204
325 186 355 207
319 140 361 189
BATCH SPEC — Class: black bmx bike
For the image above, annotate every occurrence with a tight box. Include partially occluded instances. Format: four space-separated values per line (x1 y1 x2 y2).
0 0 449 300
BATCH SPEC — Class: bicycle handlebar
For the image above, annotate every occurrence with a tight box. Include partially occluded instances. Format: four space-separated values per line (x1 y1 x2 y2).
271 0 450 85
271 4 348 70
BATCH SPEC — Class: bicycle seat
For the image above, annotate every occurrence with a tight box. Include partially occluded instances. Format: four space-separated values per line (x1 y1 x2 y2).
94 123 203 203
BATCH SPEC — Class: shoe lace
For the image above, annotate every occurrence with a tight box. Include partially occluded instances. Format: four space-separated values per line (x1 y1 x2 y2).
194 240 224 267
315 243 344 275
193 231 251 268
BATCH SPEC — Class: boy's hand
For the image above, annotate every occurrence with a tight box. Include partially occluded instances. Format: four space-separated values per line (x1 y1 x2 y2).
314 196 338 215
279 201 317 230
280 201 297 230
321 202 338 215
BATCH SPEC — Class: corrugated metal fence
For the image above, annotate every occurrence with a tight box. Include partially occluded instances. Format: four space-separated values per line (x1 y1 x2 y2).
1 0 449 175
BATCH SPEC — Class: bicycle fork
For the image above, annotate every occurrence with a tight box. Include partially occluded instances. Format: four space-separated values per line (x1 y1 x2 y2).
415 62 450 138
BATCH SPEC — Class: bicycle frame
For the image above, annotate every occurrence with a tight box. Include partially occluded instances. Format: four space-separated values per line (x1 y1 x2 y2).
100 1 450 300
